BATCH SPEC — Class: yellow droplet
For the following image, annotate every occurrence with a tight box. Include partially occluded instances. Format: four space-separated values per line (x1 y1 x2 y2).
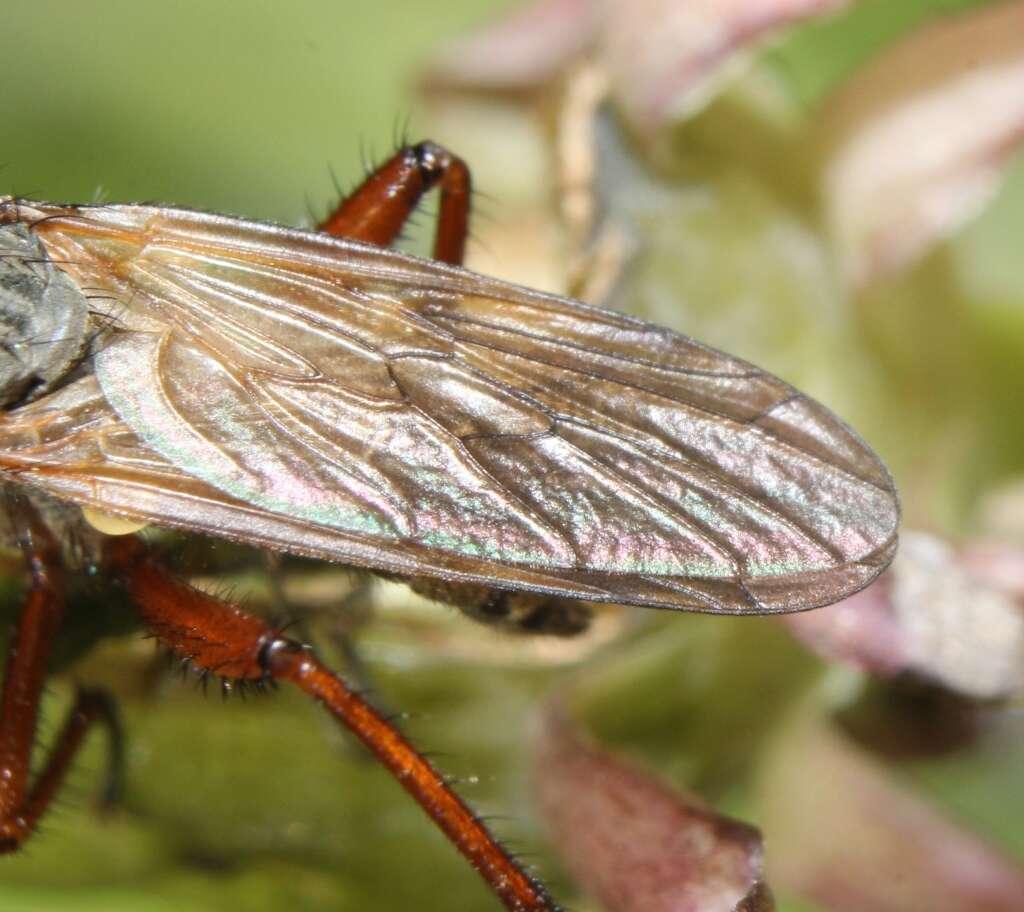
81 506 149 536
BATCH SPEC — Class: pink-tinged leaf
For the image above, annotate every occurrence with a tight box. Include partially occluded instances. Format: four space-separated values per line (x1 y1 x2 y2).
424 0 849 135
784 532 1024 698
821 1 1024 286
423 0 598 93
601 0 850 138
533 699 773 912
758 708 1024 912
780 574 909 677
962 540 1024 599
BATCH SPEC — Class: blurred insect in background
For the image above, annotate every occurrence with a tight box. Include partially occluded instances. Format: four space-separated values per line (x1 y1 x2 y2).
0 141 899 911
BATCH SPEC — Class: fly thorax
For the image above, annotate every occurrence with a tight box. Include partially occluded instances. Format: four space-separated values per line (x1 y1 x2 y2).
0 223 90 408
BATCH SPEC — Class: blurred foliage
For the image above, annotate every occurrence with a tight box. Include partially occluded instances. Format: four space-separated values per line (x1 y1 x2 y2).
2 1 513 219
2 2 1024 912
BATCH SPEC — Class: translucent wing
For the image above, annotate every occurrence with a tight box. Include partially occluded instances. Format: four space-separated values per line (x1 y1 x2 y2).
0 201 898 613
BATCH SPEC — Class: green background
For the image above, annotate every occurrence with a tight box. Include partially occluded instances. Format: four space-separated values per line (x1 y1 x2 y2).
2 2 1023 911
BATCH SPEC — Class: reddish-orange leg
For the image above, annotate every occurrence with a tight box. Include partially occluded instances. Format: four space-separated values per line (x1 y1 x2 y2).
319 140 471 265
0 494 122 852
103 535 555 912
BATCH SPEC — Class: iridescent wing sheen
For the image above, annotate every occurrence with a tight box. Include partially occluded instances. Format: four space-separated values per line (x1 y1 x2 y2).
0 200 898 614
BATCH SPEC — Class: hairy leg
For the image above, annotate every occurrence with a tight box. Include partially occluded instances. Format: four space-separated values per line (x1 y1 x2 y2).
319 141 470 265
0 495 121 851
104 535 557 912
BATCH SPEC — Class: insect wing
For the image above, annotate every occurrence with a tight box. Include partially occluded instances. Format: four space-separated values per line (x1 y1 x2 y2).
0 201 898 614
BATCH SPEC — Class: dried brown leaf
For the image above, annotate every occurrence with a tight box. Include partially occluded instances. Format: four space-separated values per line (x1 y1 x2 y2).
534 698 772 912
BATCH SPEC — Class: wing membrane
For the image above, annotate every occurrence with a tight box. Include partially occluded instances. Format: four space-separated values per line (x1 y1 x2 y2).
0 201 899 613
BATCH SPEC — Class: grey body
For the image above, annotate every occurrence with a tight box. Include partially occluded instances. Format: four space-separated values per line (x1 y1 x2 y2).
0 224 90 407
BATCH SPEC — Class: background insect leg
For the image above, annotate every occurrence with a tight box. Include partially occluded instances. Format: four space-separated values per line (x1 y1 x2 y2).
318 141 471 264
0 496 121 852
103 535 558 912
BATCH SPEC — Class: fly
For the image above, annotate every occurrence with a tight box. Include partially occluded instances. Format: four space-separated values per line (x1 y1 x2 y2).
0 141 899 911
